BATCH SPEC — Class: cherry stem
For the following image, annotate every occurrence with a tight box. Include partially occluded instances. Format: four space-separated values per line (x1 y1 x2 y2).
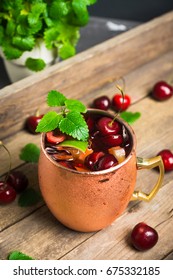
35 108 40 117
110 80 125 125
0 141 12 184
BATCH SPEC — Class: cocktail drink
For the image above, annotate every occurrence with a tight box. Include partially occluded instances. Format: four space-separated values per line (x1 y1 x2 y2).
37 93 164 232
44 111 132 172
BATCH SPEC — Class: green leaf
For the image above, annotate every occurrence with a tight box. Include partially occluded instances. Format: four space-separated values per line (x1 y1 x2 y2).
25 57 46 71
71 0 89 26
44 27 59 49
8 251 34 260
59 111 89 141
47 90 67 107
120 111 141 124
58 139 88 153
65 99 87 113
58 43 76 59
18 188 42 207
49 1 69 19
36 111 63 133
0 26 4 45
6 20 15 36
2 43 23 59
12 36 35 51
19 143 40 163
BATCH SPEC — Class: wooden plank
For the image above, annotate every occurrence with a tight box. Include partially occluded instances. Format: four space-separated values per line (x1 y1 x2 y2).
0 179 172 260
0 80 173 231
0 95 173 258
0 12 173 139
0 163 44 231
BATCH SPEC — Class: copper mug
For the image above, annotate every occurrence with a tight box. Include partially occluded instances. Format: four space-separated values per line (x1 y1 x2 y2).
38 109 164 232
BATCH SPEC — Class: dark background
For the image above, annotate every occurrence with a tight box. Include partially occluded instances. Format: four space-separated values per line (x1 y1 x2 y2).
88 0 173 22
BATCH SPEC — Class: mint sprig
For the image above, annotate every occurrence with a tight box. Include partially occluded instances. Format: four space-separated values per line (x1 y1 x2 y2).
36 90 89 141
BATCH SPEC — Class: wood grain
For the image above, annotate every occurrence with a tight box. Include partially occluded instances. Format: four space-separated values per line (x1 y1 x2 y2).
0 12 173 139
0 12 173 260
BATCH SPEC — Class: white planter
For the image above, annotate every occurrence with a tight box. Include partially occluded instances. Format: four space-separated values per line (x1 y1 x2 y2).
0 39 57 83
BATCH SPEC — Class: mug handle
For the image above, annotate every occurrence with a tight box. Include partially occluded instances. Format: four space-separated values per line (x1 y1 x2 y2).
131 156 164 202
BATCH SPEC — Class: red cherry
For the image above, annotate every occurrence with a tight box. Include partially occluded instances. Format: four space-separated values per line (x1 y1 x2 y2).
112 94 131 112
131 222 158 251
6 170 29 193
152 81 173 101
26 114 44 134
100 134 123 148
157 149 173 171
84 151 105 171
97 154 118 170
0 181 17 203
46 130 66 144
86 116 95 133
93 96 111 111
97 117 122 136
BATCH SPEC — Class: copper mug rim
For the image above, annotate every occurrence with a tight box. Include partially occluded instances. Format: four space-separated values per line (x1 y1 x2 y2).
40 108 137 175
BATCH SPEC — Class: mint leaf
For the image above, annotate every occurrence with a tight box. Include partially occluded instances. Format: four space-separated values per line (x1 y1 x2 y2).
59 43 76 59
20 143 40 163
8 251 34 260
65 99 87 113
36 111 63 133
25 57 46 72
2 43 23 59
44 27 59 49
12 36 35 51
18 188 42 207
59 111 89 141
120 111 141 124
49 1 69 19
47 90 67 107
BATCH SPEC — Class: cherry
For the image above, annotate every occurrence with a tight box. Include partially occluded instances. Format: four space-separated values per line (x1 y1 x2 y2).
84 151 105 171
97 117 122 136
0 181 17 203
97 154 118 170
26 111 44 134
86 116 95 133
46 130 66 144
151 81 173 101
157 149 173 171
100 134 123 148
93 96 111 111
6 170 29 193
131 222 158 251
112 94 131 112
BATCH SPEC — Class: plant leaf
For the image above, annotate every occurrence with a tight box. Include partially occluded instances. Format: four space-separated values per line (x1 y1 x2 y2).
12 36 35 51
25 57 46 72
47 90 67 107
36 111 63 133
59 111 89 141
8 251 34 260
120 111 141 124
65 99 87 113
18 188 42 207
58 42 76 59
19 143 40 163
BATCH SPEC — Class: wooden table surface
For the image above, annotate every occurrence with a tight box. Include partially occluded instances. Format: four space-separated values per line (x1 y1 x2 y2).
0 12 173 260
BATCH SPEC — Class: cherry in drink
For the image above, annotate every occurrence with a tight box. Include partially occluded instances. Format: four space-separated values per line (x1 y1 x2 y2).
44 111 133 172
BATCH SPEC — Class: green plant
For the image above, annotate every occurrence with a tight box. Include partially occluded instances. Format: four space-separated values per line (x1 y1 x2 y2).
0 0 97 71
